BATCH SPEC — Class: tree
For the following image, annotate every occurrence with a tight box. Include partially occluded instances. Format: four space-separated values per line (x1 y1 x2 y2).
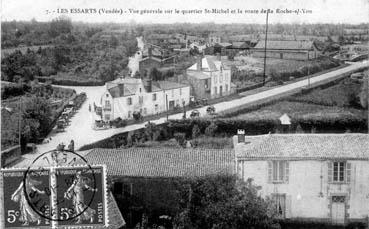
191 124 201 139
359 75 368 109
205 122 218 137
173 175 275 229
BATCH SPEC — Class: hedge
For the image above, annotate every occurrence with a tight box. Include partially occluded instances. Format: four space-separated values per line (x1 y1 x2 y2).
36 76 105 86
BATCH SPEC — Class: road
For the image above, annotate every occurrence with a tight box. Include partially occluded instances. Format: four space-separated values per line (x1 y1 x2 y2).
11 60 368 168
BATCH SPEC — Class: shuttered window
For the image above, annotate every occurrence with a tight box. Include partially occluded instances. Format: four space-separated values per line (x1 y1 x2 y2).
268 161 289 183
328 161 351 183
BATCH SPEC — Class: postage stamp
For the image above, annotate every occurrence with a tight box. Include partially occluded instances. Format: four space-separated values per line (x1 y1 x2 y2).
1 150 108 229
1 168 51 228
54 165 107 227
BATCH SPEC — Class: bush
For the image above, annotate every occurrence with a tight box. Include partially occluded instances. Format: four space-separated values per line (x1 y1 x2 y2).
191 136 233 149
110 117 127 128
173 132 186 147
192 124 201 139
205 122 218 137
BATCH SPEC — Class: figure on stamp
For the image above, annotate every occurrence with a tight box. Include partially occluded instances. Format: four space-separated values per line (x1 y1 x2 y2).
64 171 97 224
11 175 46 226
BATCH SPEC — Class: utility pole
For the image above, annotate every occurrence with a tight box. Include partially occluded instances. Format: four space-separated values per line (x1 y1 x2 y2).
263 11 269 86
166 93 169 121
18 97 22 148
307 64 310 88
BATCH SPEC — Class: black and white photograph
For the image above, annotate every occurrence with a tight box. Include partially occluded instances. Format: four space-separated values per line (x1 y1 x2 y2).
0 0 368 228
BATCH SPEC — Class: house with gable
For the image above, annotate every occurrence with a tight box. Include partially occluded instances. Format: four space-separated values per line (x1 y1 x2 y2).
233 132 369 226
100 77 190 121
186 55 232 99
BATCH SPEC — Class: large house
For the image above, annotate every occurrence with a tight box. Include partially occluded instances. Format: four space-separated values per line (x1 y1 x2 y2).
233 132 369 226
100 77 190 121
186 55 232 99
252 40 322 60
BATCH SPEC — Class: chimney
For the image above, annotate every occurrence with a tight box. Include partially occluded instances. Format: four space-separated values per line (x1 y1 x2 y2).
196 56 202 71
237 129 245 143
118 83 124 97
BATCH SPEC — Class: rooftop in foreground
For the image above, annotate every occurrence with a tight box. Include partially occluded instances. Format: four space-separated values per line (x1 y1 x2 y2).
235 133 369 160
84 148 235 178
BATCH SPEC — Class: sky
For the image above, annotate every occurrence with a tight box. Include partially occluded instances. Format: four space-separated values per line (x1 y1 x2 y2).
1 0 368 24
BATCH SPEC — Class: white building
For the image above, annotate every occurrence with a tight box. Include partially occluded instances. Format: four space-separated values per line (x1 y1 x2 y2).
233 132 369 226
186 55 232 99
100 77 190 121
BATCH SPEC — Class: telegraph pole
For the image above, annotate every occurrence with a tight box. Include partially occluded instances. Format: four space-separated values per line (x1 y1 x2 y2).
263 11 269 86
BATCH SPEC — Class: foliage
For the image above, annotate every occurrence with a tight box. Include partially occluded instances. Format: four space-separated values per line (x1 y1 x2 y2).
110 117 128 128
359 74 368 109
173 175 275 229
1 19 138 85
191 124 201 139
174 132 186 147
133 111 143 121
191 136 233 149
288 78 363 108
204 122 218 137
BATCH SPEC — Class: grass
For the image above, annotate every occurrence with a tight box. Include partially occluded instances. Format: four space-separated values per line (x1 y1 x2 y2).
288 78 363 108
233 101 367 121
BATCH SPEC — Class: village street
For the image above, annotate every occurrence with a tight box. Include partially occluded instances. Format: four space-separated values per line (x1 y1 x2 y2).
11 60 368 168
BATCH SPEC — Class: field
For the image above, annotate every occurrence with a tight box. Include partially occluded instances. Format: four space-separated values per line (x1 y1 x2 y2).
227 78 367 133
231 56 341 89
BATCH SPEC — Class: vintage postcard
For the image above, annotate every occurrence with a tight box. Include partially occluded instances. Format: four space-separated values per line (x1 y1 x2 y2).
1 0 368 228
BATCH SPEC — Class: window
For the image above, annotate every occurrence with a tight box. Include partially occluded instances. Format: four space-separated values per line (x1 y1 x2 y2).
104 114 110 121
127 97 132 105
171 90 174 97
329 161 351 183
128 111 132 118
143 108 147 115
139 96 143 104
214 76 217 83
153 93 157 101
225 84 229 92
220 74 223 83
214 87 217 95
139 88 142 93
106 94 109 97
268 161 289 183
105 100 110 107
155 104 158 112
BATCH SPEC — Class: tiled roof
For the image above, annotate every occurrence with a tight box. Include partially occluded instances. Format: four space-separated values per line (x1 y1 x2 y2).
155 81 189 90
108 84 136 98
253 40 315 50
231 42 249 48
85 148 235 178
139 56 162 63
236 134 369 160
188 56 223 72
